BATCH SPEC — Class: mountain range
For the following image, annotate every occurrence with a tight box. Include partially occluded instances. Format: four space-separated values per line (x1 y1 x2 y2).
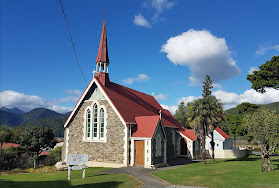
0 107 71 137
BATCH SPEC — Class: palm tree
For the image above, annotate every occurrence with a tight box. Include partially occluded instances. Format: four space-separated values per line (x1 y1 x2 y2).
187 96 225 164
204 96 225 162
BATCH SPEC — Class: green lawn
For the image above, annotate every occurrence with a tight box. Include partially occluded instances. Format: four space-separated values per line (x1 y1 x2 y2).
153 155 279 188
0 167 141 188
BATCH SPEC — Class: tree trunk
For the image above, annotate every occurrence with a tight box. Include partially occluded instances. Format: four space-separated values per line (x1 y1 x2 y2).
261 153 271 172
0 143 3 155
210 132 215 162
202 135 206 165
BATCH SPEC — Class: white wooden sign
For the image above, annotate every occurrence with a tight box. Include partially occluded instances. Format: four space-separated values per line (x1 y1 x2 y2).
67 154 88 180
67 154 88 165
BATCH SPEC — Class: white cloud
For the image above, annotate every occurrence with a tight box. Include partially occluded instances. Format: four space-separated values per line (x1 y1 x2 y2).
212 88 279 110
0 90 73 113
154 94 167 100
248 67 259 75
133 13 151 27
256 44 279 56
212 83 222 89
151 0 174 13
160 104 178 114
175 88 279 110
122 74 151 85
58 90 82 103
134 0 174 27
161 29 240 85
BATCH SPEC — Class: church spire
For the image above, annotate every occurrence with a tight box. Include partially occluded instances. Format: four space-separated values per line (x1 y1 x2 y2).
95 19 109 74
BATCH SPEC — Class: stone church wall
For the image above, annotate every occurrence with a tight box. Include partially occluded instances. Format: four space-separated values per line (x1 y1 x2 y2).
165 127 178 162
67 99 125 164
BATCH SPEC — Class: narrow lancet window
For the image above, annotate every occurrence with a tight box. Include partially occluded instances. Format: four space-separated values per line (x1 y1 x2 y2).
100 108 105 138
87 109 91 138
93 104 98 138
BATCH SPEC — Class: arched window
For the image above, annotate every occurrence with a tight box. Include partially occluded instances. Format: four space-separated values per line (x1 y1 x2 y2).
93 104 98 138
100 108 105 139
86 109 91 138
156 135 162 157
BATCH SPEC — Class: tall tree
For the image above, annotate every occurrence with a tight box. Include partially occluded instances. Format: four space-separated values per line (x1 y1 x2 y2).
236 102 259 115
202 75 213 97
0 125 12 155
243 109 279 172
174 102 190 128
247 56 279 93
202 75 225 161
187 95 224 164
20 126 55 169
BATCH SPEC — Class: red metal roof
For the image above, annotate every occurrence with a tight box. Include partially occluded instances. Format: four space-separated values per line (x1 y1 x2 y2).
96 19 109 64
95 76 179 128
179 129 197 141
132 116 160 138
215 126 231 139
2 143 20 149
39 151 49 156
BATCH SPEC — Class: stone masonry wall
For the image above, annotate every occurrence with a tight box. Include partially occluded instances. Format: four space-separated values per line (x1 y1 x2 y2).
67 99 125 164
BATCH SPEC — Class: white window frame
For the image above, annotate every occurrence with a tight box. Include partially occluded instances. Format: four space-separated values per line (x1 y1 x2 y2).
83 101 107 142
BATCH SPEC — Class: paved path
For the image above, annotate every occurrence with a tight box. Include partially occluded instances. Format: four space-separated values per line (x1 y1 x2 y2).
99 158 207 188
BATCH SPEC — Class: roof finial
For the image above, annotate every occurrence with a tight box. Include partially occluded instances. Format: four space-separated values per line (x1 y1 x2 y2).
159 110 162 120
103 9 107 20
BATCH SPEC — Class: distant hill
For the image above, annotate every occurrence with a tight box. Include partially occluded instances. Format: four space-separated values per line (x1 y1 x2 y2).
21 108 66 123
64 111 72 116
0 107 68 137
226 101 279 116
0 110 23 126
0 107 24 114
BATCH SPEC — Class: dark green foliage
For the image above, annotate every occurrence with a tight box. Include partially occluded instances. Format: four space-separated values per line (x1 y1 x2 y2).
0 125 12 154
20 127 55 169
226 101 279 116
202 75 213 97
21 118 66 137
20 127 55 156
174 102 190 128
43 146 62 166
222 114 244 147
236 102 259 114
247 56 279 93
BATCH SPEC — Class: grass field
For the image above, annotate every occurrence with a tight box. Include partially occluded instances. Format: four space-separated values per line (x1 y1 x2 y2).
153 155 279 188
0 167 141 188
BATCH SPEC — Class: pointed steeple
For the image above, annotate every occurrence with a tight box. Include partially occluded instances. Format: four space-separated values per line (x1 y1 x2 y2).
95 19 109 74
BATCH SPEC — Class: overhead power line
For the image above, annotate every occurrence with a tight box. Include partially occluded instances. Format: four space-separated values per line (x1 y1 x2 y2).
59 0 87 86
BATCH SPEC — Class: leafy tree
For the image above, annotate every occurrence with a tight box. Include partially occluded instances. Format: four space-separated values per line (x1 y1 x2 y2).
174 102 190 128
202 75 213 97
224 114 244 148
0 125 12 155
247 56 279 93
236 102 260 115
187 95 225 164
20 127 55 169
243 109 279 172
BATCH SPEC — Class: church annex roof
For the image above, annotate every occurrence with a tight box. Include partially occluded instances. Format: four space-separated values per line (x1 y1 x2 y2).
95 76 179 128
132 116 160 138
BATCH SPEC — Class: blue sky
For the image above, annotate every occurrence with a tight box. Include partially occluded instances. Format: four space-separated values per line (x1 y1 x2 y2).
1 0 279 113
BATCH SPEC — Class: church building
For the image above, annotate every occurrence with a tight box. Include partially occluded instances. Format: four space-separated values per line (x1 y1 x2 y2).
61 19 197 168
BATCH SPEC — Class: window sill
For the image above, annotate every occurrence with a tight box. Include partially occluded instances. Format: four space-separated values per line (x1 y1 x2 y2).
83 139 107 143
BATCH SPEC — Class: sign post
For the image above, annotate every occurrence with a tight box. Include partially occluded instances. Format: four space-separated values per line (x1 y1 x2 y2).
67 154 88 180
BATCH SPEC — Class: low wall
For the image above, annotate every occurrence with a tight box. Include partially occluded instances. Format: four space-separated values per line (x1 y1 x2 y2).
206 149 251 159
